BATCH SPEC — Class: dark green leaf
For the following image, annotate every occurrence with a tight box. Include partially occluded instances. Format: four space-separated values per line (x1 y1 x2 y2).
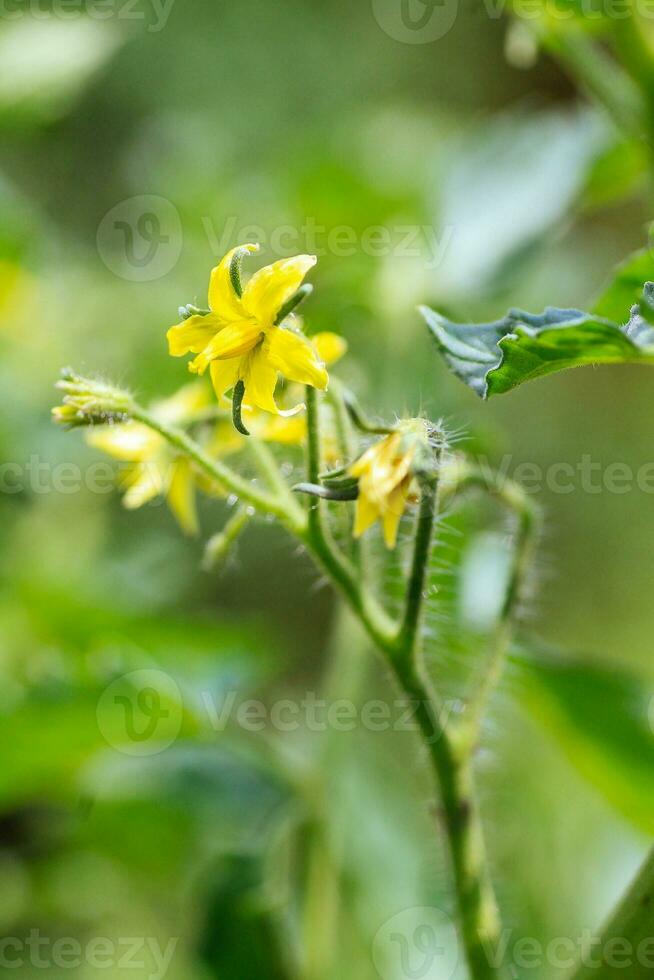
421 288 654 398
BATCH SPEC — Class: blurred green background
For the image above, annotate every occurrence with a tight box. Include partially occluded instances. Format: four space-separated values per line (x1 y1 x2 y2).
1 0 653 977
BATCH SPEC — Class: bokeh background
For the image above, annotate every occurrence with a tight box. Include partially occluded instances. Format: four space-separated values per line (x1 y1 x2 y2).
0 0 653 977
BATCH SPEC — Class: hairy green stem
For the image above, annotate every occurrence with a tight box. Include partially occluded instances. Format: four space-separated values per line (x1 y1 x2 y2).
393 474 439 662
131 404 305 533
247 437 305 525
302 386 396 649
446 466 541 748
202 504 250 570
389 474 506 980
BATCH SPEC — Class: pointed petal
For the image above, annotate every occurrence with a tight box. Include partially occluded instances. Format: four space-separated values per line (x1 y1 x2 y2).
209 357 241 399
242 254 316 326
122 461 164 509
86 423 161 462
312 331 347 365
167 313 221 357
264 327 328 390
166 457 199 536
208 244 257 318
242 346 279 414
381 479 411 549
353 491 380 539
348 441 382 479
190 319 262 373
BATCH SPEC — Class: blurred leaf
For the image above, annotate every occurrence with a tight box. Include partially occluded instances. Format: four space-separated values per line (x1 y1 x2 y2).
513 644 654 834
582 138 649 209
0 20 122 124
570 846 654 980
0 587 278 807
433 109 608 296
198 853 294 980
421 283 654 398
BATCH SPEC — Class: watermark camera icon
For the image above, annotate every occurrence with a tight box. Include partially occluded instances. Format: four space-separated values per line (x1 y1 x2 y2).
96 195 183 282
372 0 458 44
372 905 459 980
96 669 183 756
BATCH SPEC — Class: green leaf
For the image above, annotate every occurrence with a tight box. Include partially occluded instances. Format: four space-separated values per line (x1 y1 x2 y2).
513 643 654 835
593 244 654 322
570 846 654 980
420 284 654 398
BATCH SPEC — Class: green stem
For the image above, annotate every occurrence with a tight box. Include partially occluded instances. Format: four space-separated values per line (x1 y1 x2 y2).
247 437 306 527
388 470 505 980
389 660 506 980
302 386 396 650
325 378 363 569
131 404 305 533
450 467 540 749
393 475 439 663
202 504 250 570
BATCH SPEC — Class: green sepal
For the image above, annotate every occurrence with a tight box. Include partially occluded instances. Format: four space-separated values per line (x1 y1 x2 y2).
178 304 211 320
231 379 250 436
229 244 258 298
274 284 313 325
318 468 359 491
342 389 393 434
293 481 359 501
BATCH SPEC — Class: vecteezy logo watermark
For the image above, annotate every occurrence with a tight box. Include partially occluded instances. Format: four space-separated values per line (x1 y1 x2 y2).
96 195 182 282
0 0 176 32
96 669 183 756
372 906 460 980
371 0 458 44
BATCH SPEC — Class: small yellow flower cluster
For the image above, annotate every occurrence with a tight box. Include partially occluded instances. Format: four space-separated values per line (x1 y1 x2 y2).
59 243 432 549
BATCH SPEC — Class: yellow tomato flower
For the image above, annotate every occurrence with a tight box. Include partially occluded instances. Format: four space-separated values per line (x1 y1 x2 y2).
348 420 431 549
85 382 211 535
167 244 328 415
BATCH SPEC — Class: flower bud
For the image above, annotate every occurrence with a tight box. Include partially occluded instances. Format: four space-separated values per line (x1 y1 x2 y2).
52 368 134 427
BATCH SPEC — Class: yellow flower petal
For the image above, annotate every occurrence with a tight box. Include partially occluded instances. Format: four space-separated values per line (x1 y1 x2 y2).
122 460 165 509
381 478 411 549
86 423 161 462
353 492 380 539
254 414 306 445
153 381 211 425
242 346 280 414
167 313 222 357
166 457 198 536
264 327 328 390
208 244 258 320
190 319 262 374
242 254 316 326
312 332 347 365
209 357 241 399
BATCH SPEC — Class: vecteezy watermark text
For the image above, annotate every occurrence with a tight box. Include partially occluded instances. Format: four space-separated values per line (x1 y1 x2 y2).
0 0 175 31
372 905 654 980
371 0 654 46
202 215 452 270
0 932 178 979
8 454 654 499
